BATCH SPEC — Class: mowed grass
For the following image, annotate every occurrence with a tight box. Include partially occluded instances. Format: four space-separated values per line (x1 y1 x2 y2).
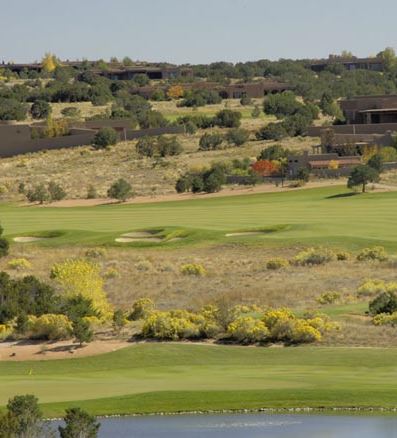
2 344 397 416
3 186 397 249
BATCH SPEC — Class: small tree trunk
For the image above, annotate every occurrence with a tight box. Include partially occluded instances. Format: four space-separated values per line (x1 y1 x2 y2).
362 182 366 193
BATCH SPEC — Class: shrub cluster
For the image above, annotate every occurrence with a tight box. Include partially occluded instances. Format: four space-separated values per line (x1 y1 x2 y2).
176 163 227 194
292 247 336 266
140 305 337 345
357 279 397 297
356 246 388 262
266 258 289 270
136 135 183 158
180 263 207 276
26 181 67 204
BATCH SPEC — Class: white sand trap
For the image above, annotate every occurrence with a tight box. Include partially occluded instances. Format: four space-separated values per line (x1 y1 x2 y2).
121 231 155 238
13 236 46 243
167 237 184 242
115 237 163 243
225 232 264 237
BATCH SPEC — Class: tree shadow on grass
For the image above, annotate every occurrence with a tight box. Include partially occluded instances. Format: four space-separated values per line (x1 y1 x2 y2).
325 192 360 199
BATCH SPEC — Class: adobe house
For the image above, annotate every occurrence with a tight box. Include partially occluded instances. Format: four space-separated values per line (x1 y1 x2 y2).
340 95 397 125
96 66 193 81
308 56 384 73
287 151 361 177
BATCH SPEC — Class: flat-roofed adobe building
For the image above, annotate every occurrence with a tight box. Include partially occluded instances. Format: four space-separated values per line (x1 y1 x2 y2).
340 95 397 125
308 56 384 73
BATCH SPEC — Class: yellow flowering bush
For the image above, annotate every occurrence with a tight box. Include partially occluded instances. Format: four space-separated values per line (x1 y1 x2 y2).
372 312 397 326
227 316 269 343
316 291 341 305
292 247 336 266
266 258 289 270
142 311 201 340
180 263 206 276
7 258 32 271
356 246 388 262
0 324 13 341
51 259 113 319
357 279 397 297
27 314 72 340
129 298 155 320
262 308 295 329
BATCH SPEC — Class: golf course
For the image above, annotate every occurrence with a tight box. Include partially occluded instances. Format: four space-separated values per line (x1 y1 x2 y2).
1 343 397 416
2 184 397 416
3 185 397 249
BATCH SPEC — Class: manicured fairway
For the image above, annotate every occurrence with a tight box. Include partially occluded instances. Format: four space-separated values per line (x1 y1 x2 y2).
1 344 397 416
2 186 397 249
1 186 397 248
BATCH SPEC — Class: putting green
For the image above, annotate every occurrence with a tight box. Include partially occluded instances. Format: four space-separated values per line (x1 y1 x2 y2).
1 186 397 249
2 344 397 416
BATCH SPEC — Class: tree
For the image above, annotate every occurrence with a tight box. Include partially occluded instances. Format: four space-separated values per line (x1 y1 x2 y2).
133 73 150 87
258 145 288 161
93 127 118 149
59 407 100 438
5 395 44 438
0 224 9 258
107 178 132 202
48 181 66 201
255 123 287 141
367 153 384 173
369 292 397 316
50 259 112 319
31 100 51 119
167 85 184 99
72 318 94 346
225 128 249 146
26 184 49 204
199 133 223 151
251 160 280 176
41 53 57 73
347 165 379 193
112 309 127 333
63 295 98 322
136 136 156 157
214 109 242 128
0 98 28 121
296 167 310 183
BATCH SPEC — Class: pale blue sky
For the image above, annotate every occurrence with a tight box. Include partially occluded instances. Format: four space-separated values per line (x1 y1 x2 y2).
1 0 396 64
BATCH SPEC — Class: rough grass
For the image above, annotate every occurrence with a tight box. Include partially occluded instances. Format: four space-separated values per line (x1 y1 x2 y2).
2 344 397 416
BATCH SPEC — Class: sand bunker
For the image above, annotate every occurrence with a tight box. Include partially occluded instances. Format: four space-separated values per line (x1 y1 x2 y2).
115 237 163 243
225 232 264 237
116 231 186 244
13 236 46 243
121 231 155 238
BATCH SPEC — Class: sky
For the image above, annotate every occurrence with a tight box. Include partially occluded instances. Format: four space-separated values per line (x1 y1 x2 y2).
1 0 396 65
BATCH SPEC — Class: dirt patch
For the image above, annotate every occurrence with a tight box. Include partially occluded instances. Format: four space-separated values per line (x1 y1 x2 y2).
13 237 46 243
0 340 130 361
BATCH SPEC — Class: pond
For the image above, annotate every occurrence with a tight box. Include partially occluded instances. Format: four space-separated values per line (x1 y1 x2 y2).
52 413 397 437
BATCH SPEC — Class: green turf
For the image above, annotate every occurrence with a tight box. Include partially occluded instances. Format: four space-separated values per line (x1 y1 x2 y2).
3 186 397 249
2 344 397 416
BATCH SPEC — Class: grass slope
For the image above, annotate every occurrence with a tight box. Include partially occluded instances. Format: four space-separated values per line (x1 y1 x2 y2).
2 344 397 416
2 186 397 249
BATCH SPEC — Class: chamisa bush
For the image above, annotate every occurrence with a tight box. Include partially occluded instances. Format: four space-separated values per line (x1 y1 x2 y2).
7 258 32 271
316 291 341 305
356 246 388 262
180 263 206 276
129 298 155 321
26 314 72 340
357 279 397 297
292 247 336 266
266 258 289 270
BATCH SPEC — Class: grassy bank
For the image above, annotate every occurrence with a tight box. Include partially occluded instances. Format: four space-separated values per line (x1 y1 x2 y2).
2 344 397 416
3 186 397 249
